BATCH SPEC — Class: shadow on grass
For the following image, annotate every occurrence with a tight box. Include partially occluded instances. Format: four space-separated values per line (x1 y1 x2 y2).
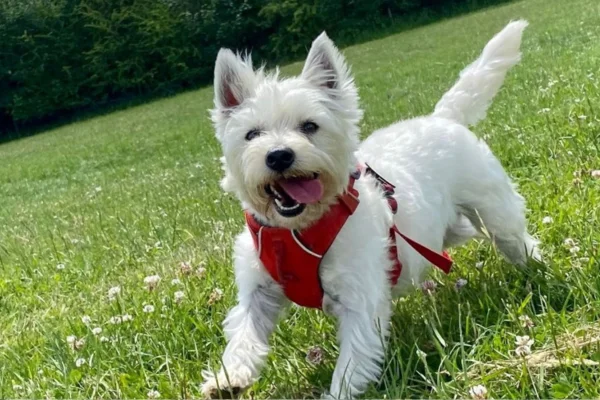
1 0 521 145
267 256 573 398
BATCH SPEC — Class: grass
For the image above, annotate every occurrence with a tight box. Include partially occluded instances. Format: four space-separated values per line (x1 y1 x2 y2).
1 0 599 397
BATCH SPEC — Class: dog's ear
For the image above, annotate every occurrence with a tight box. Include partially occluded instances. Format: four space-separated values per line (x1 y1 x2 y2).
301 32 353 94
213 49 255 112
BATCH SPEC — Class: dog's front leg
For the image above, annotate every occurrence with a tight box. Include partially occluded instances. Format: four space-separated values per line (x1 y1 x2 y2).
326 295 391 399
202 283 284 398
202 233 286 399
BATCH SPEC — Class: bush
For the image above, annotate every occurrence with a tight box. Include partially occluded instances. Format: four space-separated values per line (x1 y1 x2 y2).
0 0 509 131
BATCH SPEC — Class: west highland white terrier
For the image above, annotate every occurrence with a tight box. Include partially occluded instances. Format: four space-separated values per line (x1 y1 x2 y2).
202 20 540 399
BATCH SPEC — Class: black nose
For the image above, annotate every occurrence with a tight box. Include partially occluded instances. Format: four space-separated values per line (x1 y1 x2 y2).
266 148 295 172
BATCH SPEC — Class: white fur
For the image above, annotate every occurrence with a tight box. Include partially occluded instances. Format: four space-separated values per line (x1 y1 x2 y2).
202 21 540 399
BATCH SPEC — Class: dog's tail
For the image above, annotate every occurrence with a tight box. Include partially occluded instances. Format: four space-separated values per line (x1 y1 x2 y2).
432 20 527 126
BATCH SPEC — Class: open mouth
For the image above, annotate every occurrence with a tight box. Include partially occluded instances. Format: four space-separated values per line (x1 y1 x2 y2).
265 173 323 218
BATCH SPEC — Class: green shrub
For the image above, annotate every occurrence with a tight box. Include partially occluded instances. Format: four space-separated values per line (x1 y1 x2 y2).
0 0 510 130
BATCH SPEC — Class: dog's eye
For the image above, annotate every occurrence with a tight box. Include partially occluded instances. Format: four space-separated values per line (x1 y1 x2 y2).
299 121 319 135
245 129 261 141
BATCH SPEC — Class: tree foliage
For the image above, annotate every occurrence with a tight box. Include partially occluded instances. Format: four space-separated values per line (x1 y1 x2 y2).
0 0 504 128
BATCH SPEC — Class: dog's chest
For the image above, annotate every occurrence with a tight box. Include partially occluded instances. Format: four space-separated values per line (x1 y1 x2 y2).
245 167 452 311
245 195 359 309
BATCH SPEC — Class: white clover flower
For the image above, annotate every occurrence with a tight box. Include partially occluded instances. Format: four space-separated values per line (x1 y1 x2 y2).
75 358 86 367
66 335 83 350
74 338 85 350
100 336 109 343
519 315 534 329
196 266 206 278
108 286 121 300
144 275 161 291
454 278 468 291
469 384 488 400
475 261 484 269
179 261 192 275
81 315 92 325
515 335 534 356
208 288 224 305
92 327 102 335
109 316 122 325
421 280 437 295
171 278 182 286
542 216 553 224
591 170 600 179
12 384 23 391
305 346 324 365
570 246 581 254
121 314 133 322
515 335 534 347
174 291 185 304
563 238 576 247
147 389 161 399
143 304 155 313
56 263 65 270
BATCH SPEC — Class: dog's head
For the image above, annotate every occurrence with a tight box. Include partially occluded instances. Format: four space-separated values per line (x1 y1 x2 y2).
212 33 362 230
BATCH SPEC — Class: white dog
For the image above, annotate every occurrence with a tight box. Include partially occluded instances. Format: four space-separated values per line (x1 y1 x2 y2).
202 20 540 399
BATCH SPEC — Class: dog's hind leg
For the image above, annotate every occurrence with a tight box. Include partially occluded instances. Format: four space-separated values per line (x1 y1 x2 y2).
457 144 540 265
462 203 540 266
443 213 484 248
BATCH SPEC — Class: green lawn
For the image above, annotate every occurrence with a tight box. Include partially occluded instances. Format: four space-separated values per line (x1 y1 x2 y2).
1 0 599 398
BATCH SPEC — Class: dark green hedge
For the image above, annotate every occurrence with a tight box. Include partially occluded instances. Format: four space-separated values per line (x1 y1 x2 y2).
0 0 505 129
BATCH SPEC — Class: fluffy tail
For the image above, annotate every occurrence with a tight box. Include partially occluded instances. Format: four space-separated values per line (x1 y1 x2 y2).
433 20 528 126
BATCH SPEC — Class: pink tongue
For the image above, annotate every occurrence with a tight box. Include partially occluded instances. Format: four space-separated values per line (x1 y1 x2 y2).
278 178 323 204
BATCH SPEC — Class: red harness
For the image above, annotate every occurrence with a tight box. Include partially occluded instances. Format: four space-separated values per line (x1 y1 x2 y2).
245 166 452 309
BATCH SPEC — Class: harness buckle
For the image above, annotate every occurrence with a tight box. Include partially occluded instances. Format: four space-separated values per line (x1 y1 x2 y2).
339 190 360 214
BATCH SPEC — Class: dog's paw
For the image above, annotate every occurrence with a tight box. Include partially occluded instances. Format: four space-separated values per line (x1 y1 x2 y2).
201 369 251 399
320 392 337 400
201 382 242 399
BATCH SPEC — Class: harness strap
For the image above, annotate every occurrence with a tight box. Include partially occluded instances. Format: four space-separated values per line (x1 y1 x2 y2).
246 166 453 310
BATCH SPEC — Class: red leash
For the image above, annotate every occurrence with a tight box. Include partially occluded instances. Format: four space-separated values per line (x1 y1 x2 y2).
392 226 453 274
363 162 452 274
